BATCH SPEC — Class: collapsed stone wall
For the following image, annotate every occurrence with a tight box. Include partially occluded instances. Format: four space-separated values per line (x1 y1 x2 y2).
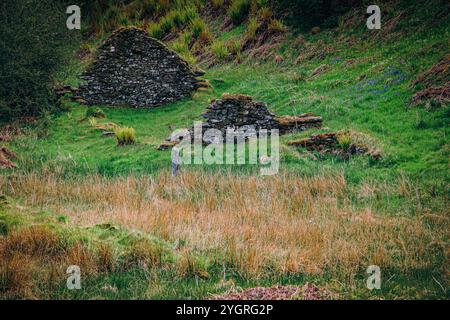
159 93 322 148
201 93 322 134
201 94 280 132
76 27 205 108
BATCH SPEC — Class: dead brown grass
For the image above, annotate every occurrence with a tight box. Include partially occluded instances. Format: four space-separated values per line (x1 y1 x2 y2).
0 146 17 169
1 171 448 281
0 225 112 298
411 54 450 106
412 54 450 88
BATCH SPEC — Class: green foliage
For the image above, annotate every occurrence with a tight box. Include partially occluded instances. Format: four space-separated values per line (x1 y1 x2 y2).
337 133 352 150
0 209 22 236
160 8 193 31
1 0 449 300
170 35 197 65
212 0 226 9
274 0 362 29
85 107 105 119
190 17 207 39
268 18 287 33
288 71 306 84
98 4 129 34
88 117 97 127
245 17 259 39
147 22 164 39
0 0 73 122
228 0 251 25
145 5 198 39
160 13 176 32
114 127 137 146
211 40 229 61
258 6 273 22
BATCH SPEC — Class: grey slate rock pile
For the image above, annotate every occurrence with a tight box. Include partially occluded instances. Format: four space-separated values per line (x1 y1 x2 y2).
201 93 280 133
158 93 322 149
76 27 206 108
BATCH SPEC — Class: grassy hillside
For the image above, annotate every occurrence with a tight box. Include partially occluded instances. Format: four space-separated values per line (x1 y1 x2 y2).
0 0 448 299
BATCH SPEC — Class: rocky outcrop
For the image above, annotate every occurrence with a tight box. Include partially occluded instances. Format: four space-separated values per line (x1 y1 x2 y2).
76 27 206 108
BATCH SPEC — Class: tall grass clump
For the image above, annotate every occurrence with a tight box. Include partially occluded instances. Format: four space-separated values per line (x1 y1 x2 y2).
4 171 447 281
228 39 242 55
146 6 198 40
228 0 251 25
114 127 136 146
258 6 273 22
170 35 197 65
268 18 287 33
190 17 208 39
147 22 164 39
212 0 226 9
245 16 260 39
337 133 352 150
85 107 105 119
212 40 229 61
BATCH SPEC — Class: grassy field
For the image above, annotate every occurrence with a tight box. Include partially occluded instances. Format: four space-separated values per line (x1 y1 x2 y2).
0 1 448 299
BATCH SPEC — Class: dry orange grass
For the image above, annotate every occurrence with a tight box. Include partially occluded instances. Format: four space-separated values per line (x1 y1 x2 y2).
1 171 448 280
0 225 99 298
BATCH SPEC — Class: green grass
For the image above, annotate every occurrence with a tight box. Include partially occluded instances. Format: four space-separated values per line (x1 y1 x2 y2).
13 27 447 182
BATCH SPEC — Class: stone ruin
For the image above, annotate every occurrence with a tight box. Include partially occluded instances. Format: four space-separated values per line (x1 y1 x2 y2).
159 93 322 149
287 131 380 159
201 94 322 135
75 27 206 108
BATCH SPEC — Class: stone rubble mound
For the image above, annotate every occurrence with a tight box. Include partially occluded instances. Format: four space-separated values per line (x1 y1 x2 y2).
76 27 206 108
158 93 322 149
287 132 367 157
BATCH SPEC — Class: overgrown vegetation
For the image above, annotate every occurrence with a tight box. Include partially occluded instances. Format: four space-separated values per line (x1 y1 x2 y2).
275 0 363 30
0 0 74 122
114 127 137 146
229 0 252 25
0 170 447 299
0 0 449 300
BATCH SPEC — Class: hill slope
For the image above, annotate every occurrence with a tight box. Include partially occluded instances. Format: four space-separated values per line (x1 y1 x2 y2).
0 0 448 299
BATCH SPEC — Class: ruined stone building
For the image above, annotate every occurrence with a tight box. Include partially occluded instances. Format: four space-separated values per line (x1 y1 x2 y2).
76 27 205 107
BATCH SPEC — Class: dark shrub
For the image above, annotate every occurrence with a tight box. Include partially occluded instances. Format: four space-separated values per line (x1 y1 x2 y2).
274 0 362 30
0 0 75 122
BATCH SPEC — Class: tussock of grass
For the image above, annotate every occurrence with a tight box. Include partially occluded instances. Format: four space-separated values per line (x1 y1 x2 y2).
211 40 229 61
245 17 259 39
228 0 251 25
147 22 163 39
85 107 105 119
114 127 136 146
190 17 208 39
268 18 287 33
